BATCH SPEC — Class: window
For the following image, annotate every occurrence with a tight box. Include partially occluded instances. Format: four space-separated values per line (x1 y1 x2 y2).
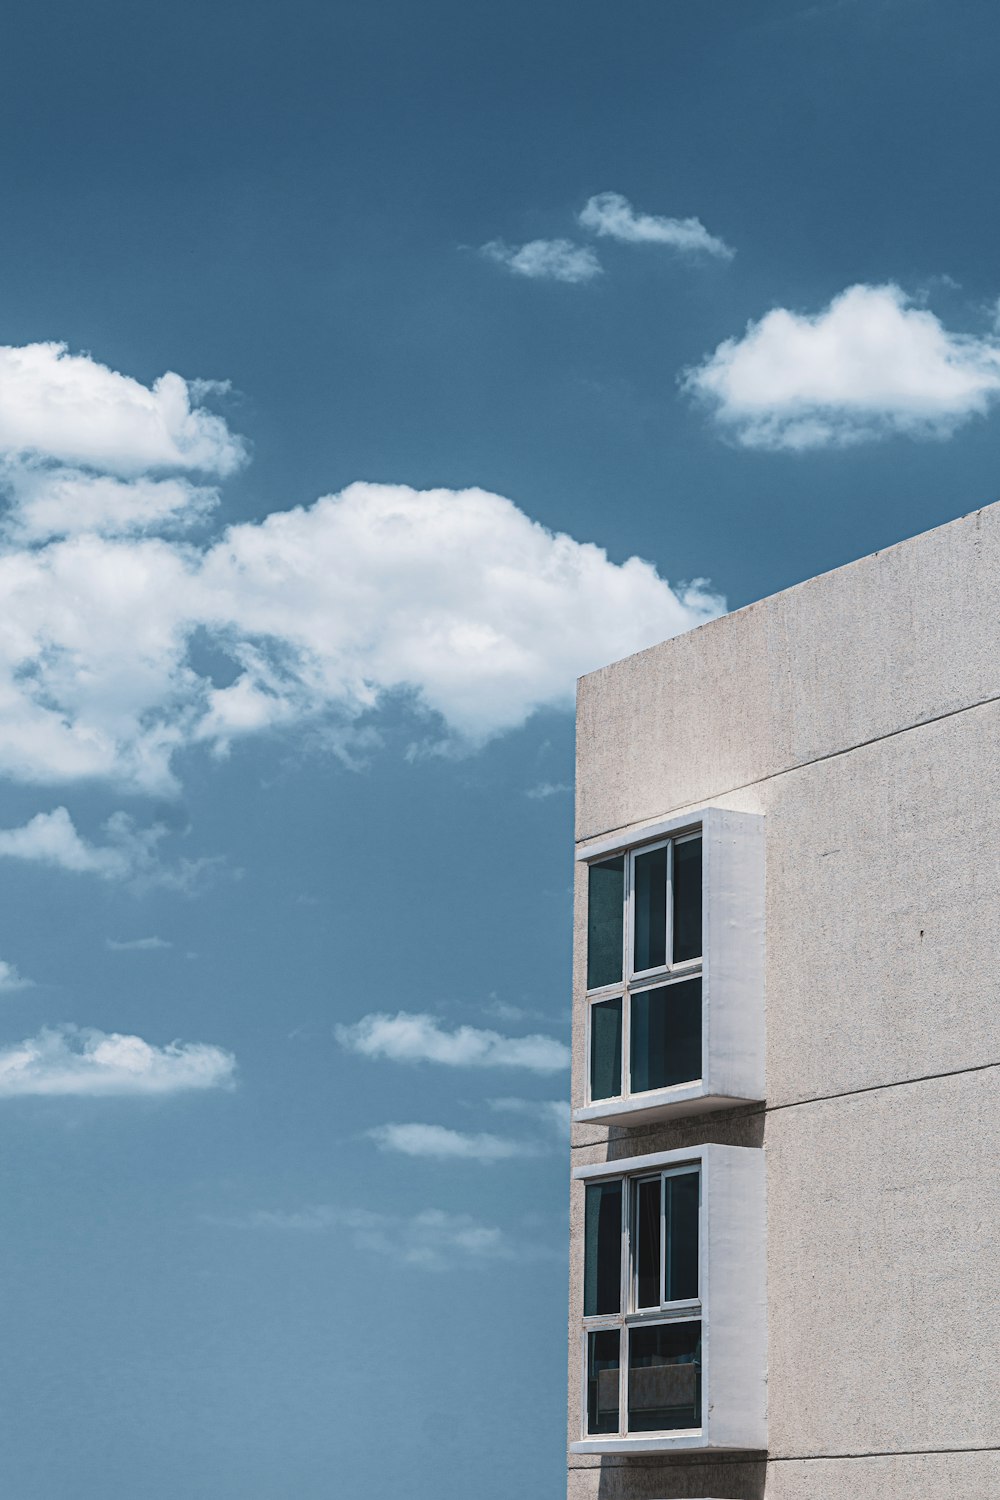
585 830 703 1107
582 1165 703 1440
572 1145 767 1454
576 808 765 1125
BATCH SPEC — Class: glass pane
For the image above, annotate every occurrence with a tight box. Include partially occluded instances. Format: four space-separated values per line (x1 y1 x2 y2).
665 1171 699 1302
584 1180 622 1316
635 1177 661 1309
587 1330 620 1435
587 856 624 990
633 845 667 973
629 979 702 1093
672 836 702 963
627 1321 701 1433
590 997 623 1101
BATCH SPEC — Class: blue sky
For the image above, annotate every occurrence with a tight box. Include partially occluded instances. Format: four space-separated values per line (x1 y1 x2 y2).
2 1 1000 1495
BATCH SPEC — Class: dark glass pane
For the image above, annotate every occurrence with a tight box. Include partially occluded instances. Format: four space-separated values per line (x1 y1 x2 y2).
665 1171 699 1302
633 845 667 972
587 1330 620 1435
587 857 624 990
635 1177 661 1309
672 836 702 963
584 1181 622 1316
629 979 702 1093
590 997 623 1101
627 1321 701 1432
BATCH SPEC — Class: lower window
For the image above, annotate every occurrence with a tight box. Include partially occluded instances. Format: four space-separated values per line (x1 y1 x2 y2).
587 1320 702 1436
582 1164 703 1438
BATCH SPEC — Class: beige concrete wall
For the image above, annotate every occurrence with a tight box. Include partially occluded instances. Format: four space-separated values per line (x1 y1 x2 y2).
569 505 1000 1499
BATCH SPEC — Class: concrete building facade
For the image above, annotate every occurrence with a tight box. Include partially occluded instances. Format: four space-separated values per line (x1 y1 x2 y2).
567 505 1000 1500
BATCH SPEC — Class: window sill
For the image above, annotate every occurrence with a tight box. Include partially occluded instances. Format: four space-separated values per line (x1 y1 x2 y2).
571 1434 764 1455
574 1084 763 1128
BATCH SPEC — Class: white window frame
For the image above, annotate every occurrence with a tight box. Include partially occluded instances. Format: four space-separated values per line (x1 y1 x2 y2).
576 807 765 1126
572 1144 767 1455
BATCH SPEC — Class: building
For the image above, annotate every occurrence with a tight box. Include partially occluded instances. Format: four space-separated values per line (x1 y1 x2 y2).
567 504 1000 1500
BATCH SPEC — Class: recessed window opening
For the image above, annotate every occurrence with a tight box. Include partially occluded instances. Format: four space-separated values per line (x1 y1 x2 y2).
586 831 702 1105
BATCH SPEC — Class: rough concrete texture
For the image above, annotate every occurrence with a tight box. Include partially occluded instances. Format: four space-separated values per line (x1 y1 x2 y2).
766 1066 999 1458
764 1451 1000 1500
764 696 1000 1104
576 504 1000 842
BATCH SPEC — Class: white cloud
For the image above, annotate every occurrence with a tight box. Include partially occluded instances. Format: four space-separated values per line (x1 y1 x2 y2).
0 1024 236 1097
0 958 33 993
579 192 734 259
684 283 1000 450
0 807 219 892
220 1204 545 1270
367 1121 525 1162
2 467 218 542
105 936 172 951
336 1010 570 1073
0 343 245 477
0 478 722 792
480 238 602 284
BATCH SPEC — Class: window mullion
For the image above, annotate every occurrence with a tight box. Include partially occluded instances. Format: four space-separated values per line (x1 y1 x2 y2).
659 1172 667 1309
620 1183 629 1437
620 1322 628 1437
665 837 674 973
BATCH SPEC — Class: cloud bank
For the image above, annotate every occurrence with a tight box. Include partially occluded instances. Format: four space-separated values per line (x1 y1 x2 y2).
0 350 723 794
0 1024 236 1097
684 283 1000 449
336 1011 570 1073
579 192 734 260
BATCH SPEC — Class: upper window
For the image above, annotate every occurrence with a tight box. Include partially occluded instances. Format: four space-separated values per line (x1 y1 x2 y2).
576 808 765 1126
586 831 703 1107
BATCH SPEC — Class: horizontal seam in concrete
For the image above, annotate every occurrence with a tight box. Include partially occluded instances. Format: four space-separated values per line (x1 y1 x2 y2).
567 1443 1000 1470
575 685 1000 847
765 1057 1000 1114
569 1061 1000 1152
769 1444 1000 1462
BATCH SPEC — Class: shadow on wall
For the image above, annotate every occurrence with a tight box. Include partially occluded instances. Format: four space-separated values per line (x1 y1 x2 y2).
603 1103 765 1162
587 1454 768 1499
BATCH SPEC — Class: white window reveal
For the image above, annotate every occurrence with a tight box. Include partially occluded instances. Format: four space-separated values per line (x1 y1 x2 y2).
572 1144 766 1455
576 807 764 1125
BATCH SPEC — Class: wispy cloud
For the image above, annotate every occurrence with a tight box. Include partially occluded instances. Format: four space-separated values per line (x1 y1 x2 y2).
105 936 172 952
479 238 602 284
0 1024 236 1097
579 192 734 260
212 1204 556 1271
487 1096 571 1138
0 957 33 993
336 1011 569 1073
683 282 1000 449
367 1121 527 1162
524 781 571 800
0 808 220 892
